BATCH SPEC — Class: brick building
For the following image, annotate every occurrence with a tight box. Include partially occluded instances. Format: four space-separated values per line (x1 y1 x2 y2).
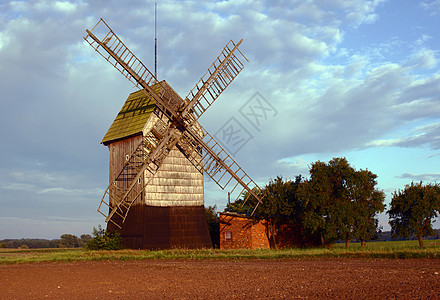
219 212 319 249
219 212 270 249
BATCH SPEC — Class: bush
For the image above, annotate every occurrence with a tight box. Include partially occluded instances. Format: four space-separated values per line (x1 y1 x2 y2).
205 205 220 248
86 225 122 250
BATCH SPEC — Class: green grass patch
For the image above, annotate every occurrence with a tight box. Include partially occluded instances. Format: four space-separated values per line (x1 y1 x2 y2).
1 240 440 264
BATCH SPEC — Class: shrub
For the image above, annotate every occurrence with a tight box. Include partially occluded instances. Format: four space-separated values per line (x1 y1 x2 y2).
86 225 122 250
205 205 220 248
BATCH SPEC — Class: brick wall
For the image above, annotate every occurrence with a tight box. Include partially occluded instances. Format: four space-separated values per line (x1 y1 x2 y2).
219 213 270 249
219 213 315 249
251 219 270 249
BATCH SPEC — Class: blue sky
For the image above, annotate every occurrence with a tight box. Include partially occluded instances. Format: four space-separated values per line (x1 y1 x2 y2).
0 0 439 239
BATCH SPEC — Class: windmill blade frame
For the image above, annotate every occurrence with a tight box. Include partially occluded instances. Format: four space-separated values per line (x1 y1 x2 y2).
84 18 182 121
181 39 248 120
177 122 264 210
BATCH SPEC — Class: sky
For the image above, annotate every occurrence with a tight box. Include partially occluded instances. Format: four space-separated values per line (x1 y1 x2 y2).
0 0 439 239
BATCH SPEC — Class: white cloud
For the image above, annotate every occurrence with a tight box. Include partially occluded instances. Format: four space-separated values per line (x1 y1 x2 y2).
53 1 77 13
366 122 440 149
421 0 440 15
276 157 310 175
406 48 438 69
396 172 440 182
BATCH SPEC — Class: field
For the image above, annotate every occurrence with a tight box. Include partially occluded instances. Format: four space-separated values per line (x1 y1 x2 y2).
1 240 440 264
1 240 440 298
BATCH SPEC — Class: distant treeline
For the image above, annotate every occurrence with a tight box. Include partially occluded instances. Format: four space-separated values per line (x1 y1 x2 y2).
2 230 439 249
376 229 440 242
0 234 92 249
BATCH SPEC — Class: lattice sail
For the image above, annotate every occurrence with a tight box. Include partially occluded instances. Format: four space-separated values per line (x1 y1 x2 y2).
84 18 183 120
182 40 248 119
177 123 264 214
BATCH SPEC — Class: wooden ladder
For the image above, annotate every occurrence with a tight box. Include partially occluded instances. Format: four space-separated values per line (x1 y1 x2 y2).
97 119 168 228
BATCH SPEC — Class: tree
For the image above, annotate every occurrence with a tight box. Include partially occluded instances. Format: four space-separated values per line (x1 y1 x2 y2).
59 234 80 248
388 182 440 248
299 158 352 246
299 158 384 247
349 170 385 247
205 205 220 248
80 234 92 247
256 176 305 249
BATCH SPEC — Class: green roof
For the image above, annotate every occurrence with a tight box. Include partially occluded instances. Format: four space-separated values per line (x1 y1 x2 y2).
101 88 158 145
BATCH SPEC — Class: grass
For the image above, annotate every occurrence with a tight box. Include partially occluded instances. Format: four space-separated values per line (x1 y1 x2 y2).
1 240 440 265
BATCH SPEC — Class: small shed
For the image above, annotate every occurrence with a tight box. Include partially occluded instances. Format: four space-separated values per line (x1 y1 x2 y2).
219 212 270 249
219 212 316 249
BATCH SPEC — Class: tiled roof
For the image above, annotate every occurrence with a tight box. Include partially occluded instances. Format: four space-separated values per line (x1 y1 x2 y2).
101 88 157 145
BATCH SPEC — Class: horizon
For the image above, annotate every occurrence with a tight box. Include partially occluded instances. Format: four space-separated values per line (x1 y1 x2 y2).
1 0 439 239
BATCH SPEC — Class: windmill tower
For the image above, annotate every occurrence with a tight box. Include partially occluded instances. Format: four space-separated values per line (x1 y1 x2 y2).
84 18 263 249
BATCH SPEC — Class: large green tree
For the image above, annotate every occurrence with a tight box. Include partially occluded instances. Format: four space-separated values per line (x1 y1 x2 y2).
388 182 440 248
348 170 385 247
299 158 351 246
299 158 385 247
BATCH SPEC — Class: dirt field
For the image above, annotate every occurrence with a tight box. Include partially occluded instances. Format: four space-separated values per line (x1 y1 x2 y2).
2 258 440 299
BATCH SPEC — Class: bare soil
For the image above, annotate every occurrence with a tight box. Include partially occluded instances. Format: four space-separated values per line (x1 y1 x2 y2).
2 258 440 299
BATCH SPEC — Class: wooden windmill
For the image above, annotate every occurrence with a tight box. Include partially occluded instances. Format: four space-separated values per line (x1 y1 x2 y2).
84 18 263 249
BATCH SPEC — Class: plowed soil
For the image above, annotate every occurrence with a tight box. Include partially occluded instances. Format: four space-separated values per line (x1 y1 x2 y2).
2 259 440 299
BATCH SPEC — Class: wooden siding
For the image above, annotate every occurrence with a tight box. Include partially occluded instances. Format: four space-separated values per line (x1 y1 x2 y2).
143 147 204 206
107 118 204 207
108 135 144 207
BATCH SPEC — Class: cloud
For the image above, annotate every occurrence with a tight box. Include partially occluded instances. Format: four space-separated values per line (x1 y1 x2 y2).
275 157 310 177
421 0 440 15
405 48 438 69
396 172 440 182
0 168 102 199
52 1 81 13
0 216 100 239
367 122 440 149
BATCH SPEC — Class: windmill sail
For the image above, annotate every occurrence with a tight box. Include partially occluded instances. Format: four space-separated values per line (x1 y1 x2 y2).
178 123 264 213
181 40 248 119
84 18 182 121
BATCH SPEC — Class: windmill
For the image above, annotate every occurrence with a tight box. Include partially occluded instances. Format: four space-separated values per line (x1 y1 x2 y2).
84 18 263 249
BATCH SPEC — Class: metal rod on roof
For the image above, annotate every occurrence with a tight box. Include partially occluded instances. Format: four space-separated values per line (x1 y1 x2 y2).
154 2 157 82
